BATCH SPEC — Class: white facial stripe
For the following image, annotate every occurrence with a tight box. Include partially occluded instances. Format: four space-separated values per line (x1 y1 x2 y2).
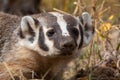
50 12 70 36
43 26 55 55
37 17 61 56
43 27 53 47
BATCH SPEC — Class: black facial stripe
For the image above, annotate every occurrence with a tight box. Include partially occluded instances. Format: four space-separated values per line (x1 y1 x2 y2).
63 15 79 40
39 27 49 51
43 13 62 50
78 24 83 49
63 15 77 27
68 27 79 40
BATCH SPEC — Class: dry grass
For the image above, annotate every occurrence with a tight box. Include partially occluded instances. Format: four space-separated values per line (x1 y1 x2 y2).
49 0 120 80
1 0 120 80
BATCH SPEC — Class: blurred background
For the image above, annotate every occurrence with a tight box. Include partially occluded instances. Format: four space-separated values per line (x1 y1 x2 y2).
0 0 119 23
0 0 120 79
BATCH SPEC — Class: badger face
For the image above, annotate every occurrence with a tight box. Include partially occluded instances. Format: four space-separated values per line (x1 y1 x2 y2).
19 12 94 57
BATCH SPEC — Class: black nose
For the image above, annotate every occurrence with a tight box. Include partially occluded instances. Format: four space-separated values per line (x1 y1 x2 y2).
63 42 74 48
61 37 76 50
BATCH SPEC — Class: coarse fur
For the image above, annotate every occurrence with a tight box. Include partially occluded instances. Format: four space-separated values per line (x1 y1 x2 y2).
0 12 20 55
0 12 94 80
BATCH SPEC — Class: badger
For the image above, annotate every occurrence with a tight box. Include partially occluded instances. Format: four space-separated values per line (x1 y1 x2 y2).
0 12 94 80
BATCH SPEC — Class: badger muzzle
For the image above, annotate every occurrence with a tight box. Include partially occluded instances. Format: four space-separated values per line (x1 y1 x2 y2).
60 36 76 55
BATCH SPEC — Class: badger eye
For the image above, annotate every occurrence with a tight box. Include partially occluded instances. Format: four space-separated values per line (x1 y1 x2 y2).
47 29 55 37
72 28 79 36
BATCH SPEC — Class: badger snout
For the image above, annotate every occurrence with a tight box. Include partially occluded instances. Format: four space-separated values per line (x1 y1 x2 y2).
60 36 76 52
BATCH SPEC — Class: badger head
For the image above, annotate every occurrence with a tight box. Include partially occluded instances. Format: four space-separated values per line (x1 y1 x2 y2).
19 12 94 57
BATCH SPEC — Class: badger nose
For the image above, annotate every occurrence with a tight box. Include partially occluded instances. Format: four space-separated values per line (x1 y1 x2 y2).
63 41 74 48
61 37 76 50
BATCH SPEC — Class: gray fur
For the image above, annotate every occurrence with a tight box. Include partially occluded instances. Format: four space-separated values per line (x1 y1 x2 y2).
0 12 21 55
0 12 94 80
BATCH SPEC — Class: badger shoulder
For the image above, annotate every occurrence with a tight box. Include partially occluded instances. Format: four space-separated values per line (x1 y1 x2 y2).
0 12 21 54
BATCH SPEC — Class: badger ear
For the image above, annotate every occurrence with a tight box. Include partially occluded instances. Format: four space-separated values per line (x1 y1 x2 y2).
19 16 39 41
79 12 94 47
